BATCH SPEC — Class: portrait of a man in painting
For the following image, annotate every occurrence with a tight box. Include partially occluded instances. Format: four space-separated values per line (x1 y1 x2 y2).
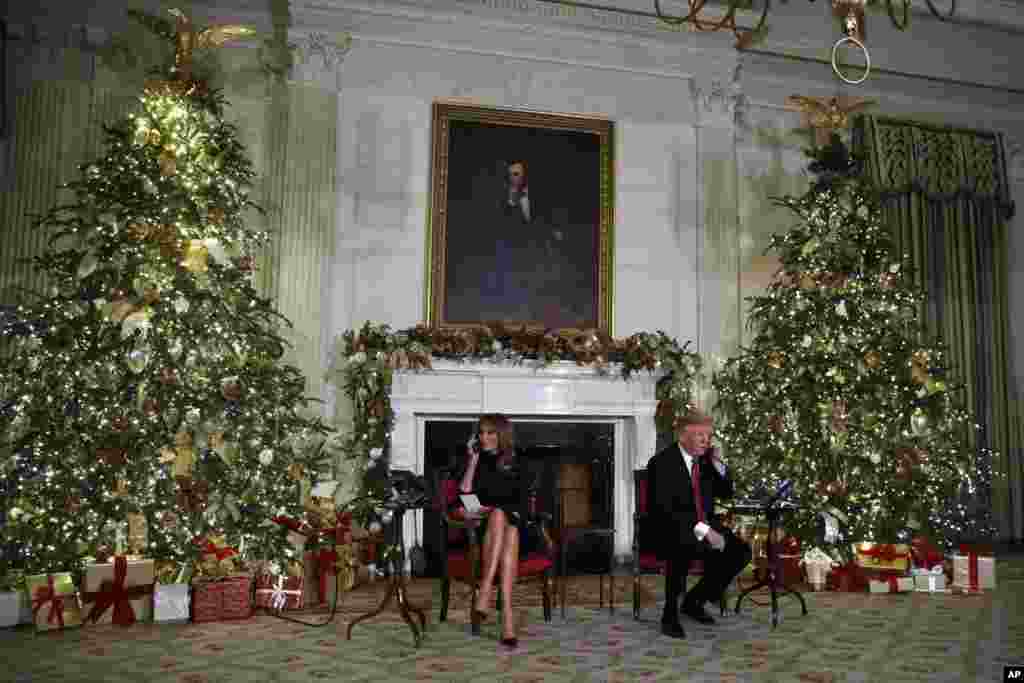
429 104 614 333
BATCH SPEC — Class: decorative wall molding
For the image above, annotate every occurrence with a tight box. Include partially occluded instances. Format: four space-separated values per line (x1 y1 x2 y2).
287 32 353 90
690 63 744 130
1007 136 1024 185
290 0 736 79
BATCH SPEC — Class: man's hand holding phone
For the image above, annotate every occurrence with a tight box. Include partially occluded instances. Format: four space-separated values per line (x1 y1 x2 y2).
695 522 726 551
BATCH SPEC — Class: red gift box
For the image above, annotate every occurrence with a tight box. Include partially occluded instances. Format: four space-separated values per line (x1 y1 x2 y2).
827 561 870 592
910 536 945 569
254 574 304 611
191 576 253 622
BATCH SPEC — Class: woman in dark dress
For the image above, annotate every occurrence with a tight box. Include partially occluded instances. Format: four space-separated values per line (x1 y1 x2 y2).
457 413 528 647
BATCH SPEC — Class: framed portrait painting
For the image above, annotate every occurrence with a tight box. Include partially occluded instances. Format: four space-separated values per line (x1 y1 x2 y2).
426 102 614 334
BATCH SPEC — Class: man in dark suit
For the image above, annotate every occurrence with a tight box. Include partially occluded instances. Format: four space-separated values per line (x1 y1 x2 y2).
647 409 752 639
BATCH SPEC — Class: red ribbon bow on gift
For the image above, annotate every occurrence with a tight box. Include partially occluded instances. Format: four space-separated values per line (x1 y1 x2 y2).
827 561 867 592
83 556 153 626
317 548 339 603
331 511 353 545
860 544 906 564
959 544 993 593
195 537 237 561
910 537 944 569
31 575 66 628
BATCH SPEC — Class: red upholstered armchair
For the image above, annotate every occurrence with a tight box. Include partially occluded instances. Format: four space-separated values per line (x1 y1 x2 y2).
433 467 556 628
632 469 727 620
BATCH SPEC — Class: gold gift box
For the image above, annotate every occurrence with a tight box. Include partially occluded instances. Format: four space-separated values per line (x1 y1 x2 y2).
25 573 83 632
852 542 911 572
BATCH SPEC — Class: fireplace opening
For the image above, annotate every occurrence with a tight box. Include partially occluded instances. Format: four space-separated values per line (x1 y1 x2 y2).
421 419 615 578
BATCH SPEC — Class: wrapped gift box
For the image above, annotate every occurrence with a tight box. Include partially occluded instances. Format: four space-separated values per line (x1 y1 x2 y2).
81 556 155 626
826 562 869 592
952 553 995 592
316 544 363 606
910 536 945 569
801 549 839 591
0 592 21 628
154 584 191 623
869 576 915 593
25 573 83 632
254 573 304 611
911 567 948 593
191 575 252 622
852 542 911 572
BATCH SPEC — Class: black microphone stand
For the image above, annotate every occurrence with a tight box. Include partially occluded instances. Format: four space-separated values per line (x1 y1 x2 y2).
733 502 808 628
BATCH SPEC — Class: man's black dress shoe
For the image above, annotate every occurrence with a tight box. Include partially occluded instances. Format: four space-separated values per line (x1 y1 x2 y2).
660 621 686 639
682 602 716 625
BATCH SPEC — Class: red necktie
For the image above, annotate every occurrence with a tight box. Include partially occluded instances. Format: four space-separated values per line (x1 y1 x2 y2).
691 459 705 523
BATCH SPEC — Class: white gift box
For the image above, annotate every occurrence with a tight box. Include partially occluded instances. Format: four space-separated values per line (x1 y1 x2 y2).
869 577 914 593
911 567 947 593
81 557 155 624
800 549 838 591
153 584 191 623
0 592 20 628
19 590 33 624
952 554 995 591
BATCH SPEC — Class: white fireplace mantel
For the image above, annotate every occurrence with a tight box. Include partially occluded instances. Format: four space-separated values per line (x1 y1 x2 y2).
389 359 664 560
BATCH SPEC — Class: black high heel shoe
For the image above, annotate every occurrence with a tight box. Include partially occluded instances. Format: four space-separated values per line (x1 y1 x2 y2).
470 609 489 635
500 635 518 648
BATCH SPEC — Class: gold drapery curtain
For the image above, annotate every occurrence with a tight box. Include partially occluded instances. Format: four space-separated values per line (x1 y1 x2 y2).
856 115 1021 543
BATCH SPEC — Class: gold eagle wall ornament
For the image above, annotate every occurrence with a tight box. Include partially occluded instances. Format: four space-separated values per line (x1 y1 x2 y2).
785 95 877 146
128 8 255 82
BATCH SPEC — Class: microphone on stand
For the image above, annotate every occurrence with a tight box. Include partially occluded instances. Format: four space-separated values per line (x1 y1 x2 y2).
761 479 794 510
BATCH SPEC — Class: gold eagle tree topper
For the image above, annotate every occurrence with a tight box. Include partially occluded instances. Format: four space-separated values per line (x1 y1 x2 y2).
786 95 876 146
128 7 256 82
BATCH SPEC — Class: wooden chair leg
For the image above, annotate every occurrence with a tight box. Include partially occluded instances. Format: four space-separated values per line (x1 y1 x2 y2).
632 574 640 621
439 577 451 622
542 574 552 622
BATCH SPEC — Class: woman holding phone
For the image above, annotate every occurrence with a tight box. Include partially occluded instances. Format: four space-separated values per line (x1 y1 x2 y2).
457 413 528 647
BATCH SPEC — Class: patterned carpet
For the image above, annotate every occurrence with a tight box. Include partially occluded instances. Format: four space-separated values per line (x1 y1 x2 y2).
1 559 1021 683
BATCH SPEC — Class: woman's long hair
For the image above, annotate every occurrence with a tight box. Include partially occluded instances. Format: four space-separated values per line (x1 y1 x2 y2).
478 413 516 468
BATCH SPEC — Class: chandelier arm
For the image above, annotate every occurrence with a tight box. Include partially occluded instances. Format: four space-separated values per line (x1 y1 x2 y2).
691 0 742 32
654 0 704 25
923 0 956 20
885 0 910 30
734 0 771 42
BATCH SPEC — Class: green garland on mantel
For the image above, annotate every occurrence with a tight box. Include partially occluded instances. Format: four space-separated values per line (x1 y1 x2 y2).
326 322 703 522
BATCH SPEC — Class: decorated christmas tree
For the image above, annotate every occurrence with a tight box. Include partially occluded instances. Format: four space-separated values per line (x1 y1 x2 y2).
0 12 331 579
713 135 993 559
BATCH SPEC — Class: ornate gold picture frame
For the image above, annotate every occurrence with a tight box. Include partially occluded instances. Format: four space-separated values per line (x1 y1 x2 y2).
425 102 615 334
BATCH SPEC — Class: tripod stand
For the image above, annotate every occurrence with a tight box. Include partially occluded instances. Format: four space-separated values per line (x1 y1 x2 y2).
346 505 429 647
733 503 808 628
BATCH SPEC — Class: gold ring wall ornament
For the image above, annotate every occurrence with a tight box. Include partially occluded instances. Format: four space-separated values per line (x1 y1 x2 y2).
831 0 871 84
831 36 871 85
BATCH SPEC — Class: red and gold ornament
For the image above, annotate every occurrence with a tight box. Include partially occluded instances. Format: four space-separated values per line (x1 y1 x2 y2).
220 378 243 401
141 398 159 417
910 350 930 385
